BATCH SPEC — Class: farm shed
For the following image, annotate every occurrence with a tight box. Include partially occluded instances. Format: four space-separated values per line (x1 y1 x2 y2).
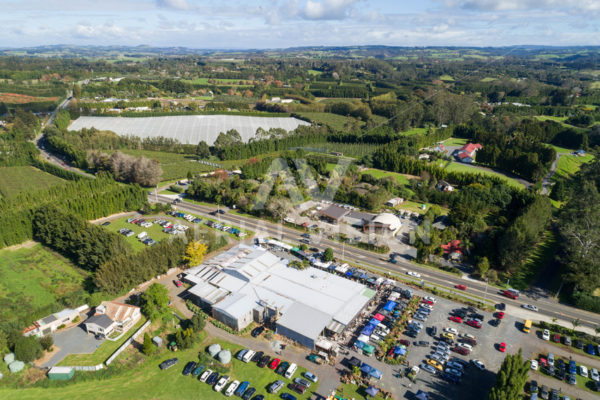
48 366 74 380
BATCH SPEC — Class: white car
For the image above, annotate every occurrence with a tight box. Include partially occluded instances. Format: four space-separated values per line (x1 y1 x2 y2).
199 369 212 382
521 304 539 312
530 360 538 370
591 368 599 382
471 359 485 371
444 327 458 335
457 342 473 351
408 320 423 329
542 329 550 340
407 271 421 278
214 376 230 392
224 381 239 397
420 303 434 310
580 365 588 378
424 296 437 303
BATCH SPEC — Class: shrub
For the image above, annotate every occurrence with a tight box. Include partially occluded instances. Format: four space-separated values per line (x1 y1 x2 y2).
14 336 43 363
39 335 54 351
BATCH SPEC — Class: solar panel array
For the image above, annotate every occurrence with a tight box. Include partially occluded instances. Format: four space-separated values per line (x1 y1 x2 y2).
68 115 311 145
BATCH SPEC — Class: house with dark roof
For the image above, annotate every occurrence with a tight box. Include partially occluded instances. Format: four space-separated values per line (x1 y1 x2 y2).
83 301 141 337
319 204 350 224
84 314 115 337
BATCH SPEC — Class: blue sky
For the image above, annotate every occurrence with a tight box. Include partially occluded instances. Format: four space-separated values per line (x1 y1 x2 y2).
1 0 599 48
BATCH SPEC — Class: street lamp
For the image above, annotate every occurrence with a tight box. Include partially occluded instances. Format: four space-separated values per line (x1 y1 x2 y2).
483 279 489 302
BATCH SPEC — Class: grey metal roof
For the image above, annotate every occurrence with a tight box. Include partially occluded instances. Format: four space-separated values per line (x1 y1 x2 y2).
277 302 332 341
85 314 113 329
68 115 310 145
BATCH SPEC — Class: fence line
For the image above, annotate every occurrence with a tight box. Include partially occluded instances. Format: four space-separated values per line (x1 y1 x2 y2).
105 320 151 366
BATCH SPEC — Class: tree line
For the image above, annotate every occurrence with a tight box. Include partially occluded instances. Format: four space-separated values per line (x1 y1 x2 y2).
0 174 147 248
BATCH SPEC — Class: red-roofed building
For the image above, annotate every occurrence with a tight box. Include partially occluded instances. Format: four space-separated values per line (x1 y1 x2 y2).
441 240 463 255
454 142 482 163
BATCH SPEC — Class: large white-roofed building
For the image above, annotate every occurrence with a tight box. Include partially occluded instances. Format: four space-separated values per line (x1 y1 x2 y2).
183 244 374 349
68 115 311 145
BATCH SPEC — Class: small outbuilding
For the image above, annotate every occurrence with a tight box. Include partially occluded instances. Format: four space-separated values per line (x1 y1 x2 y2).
48 366 74 381
152 336 163 347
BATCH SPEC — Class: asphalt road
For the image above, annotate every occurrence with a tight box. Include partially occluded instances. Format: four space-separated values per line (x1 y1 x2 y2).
151 194 600 331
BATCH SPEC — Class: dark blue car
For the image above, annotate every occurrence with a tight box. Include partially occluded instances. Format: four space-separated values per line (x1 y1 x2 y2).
586 344 596 356
235 381 250 397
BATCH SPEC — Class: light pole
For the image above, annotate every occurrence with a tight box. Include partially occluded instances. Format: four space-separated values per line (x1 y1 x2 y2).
506 279 510 289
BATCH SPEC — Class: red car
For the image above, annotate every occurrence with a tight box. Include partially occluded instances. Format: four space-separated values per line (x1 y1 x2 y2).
466 319 482 329
501 290 518 299
453 346 470 355
455 284 467 290
398 339 410 347
498 342 506 352
422 299 434 306
269 358 281 370
174 280 183 287
450 316 463 323
495 312 504 319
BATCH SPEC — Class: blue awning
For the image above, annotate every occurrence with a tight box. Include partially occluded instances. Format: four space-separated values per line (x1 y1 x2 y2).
361 324 375 336
345 270 353 277
354 340 366 349
366 386 379 396
382 300 397 311
369 368 383 379
360 363 372 374
369 318 380 326
394 346 407 356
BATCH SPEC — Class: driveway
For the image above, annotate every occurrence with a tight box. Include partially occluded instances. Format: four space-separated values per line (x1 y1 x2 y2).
42 325 104 367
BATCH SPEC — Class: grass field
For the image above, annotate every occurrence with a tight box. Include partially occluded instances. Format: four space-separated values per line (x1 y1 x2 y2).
102 217 174 252
439 74 455 81
590 81 600 89
4 337 319 400
553 154 594 180
509 230 558 290
443 162 525 189
480 77 497 82
296 111 364 131
182 78 254 86
0 166 66 199
399 127 427 136
549 144 575 154
303 142 381 158
116 150 221 181
0 243 88 324
361 168 412 185
336 383 385 400
308 69 322 76
440 137 469 147
57 317 147 366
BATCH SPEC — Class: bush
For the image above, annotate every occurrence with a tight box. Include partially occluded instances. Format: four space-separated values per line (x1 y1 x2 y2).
14 336 43 362
168 185 184 194
39 335 54 351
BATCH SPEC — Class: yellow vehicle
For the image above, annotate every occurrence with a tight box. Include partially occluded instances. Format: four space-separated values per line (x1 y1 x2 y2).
442 332 455 342
427 358 443 371
523 319 532 334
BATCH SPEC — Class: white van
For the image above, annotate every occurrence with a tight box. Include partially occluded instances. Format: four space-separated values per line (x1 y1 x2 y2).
242 350 255 363
285 363 297 379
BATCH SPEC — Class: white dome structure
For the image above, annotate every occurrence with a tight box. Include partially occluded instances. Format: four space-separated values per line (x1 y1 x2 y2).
217 349 231 364
207 343 221 357
366 213 402 231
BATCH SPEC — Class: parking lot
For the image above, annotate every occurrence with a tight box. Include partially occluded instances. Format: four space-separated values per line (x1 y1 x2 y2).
398 291 519 400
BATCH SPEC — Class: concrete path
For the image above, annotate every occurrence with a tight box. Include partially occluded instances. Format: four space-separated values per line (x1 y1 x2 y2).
541 153 566 195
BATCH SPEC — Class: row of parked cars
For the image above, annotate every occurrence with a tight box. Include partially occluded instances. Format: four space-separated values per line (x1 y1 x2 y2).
403 296 438 338
540 329 600 357
531 352 600 390
423 342 485 385
160 347 319 400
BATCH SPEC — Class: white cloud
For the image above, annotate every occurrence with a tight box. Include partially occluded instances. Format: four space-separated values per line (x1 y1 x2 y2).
156 0 190 11
445 0 600 13
301 0 358 20
72 22 133 39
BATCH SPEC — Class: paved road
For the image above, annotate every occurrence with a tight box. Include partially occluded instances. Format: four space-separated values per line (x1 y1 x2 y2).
150 194 600 333
541 153 566 195
32 94 95 178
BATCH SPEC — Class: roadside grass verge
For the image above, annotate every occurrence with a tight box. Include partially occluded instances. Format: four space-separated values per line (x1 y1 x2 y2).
0 166 66 199
443 162 525 189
